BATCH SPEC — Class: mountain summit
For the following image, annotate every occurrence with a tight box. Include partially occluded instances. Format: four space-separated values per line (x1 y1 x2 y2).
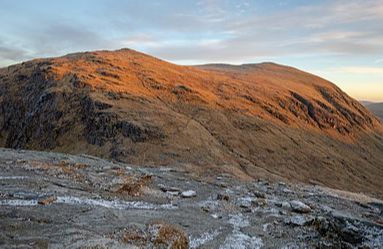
1 49 382 196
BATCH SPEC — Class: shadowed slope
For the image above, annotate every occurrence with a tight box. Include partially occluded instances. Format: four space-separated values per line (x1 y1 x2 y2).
0 49 382 196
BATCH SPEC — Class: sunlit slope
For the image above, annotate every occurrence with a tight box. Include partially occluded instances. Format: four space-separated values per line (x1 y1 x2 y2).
1 48 382 196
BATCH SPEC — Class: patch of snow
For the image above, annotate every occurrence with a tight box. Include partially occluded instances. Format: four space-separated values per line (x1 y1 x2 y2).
282 188 293 194
225 188 234 195
221 212 263 248
189 229 221 248
0 196 177 210
0 199 38 206
228 214 250 228
211 213 220 219
198 200 219 211
262 223 270 232
56 196 177 210
219 230 263 249
236 196 255 208
0 176 28 180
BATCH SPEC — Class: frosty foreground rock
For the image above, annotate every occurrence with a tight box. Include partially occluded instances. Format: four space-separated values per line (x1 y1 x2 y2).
0 148 382 248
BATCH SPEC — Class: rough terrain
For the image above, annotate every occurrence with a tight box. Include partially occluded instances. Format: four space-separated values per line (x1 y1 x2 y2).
0 149 382 248
1 49 383 197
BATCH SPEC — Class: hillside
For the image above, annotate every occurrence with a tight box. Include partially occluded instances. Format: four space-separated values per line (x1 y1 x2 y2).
0 49 383 196
365 102 383 121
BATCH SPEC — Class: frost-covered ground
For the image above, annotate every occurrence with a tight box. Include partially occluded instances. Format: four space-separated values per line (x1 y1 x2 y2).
0 148 382 248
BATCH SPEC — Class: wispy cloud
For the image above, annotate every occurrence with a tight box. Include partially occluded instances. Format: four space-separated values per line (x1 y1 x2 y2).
334 66 383 75
1 0 383 64
0 0 382 100
0 39 30 66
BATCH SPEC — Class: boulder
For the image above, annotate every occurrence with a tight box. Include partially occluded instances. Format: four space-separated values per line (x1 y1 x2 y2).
284 215 314 226
181 190 196 198
290 200 312 213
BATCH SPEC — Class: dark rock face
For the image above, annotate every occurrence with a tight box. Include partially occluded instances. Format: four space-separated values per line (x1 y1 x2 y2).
0 65 164 154
319 87 374 132
1 68 69 150
287 89 375 134
80 95 164 146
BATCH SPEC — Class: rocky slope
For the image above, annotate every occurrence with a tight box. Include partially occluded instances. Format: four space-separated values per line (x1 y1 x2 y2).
0 149 382 248
0 49 383 197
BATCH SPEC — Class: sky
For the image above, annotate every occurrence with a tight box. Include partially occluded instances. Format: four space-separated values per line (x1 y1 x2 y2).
0 0 382 101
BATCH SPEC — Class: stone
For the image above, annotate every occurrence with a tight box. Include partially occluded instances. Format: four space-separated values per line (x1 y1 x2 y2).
313 216 329 234
167 191 180 196
199 200 219 213
338 223 362 244
254 198 268 207
216 193 230 201
158 184 181 193
279 210 287 215
218 182 228 188
282 201 291 209
252 191 266 198
290 200 312 213
236 196 255 209
314 213 367 246
181 190 196 198
282 188 293 194
285 215 314 226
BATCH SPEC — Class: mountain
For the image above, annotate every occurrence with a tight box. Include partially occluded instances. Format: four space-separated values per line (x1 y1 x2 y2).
364 102 383 121
0 49 383 196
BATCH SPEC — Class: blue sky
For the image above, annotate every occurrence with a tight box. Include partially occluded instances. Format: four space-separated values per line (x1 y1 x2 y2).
1 0 382 101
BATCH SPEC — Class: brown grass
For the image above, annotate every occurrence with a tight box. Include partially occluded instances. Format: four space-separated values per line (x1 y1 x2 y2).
122 229 147 245
119 222 188 248
150 223 189 249
116 175 152 196
38 196 57 205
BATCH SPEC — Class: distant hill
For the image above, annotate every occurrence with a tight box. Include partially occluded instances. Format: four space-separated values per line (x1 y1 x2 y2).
1 49 383 196
360 100 375 106
364 102 383 121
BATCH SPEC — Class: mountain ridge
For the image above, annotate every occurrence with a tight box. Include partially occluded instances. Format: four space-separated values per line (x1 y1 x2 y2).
0 48 383 197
